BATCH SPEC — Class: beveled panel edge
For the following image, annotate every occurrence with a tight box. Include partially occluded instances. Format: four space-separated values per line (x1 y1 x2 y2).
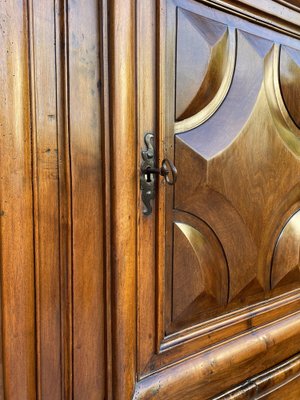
133 311 300 399
141 290 300 374
161 289 300 351
200 0 300 38
213 352 300 399
273 0 300 12
174 26 236 133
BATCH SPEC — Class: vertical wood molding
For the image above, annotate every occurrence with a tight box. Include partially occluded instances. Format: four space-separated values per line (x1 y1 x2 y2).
136 0 157 377
0 1 36 398
0 1 116 399
54 0 73 398
68 0 106 398
100 0 113 397
109 0 137 398
28 0 64 397
29 0 108 397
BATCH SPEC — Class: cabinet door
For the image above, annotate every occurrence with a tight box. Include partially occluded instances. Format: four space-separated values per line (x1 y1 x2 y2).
111 0 300 399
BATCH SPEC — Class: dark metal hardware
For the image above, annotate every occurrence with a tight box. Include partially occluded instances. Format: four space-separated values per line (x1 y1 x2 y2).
144 159 177 185
140 133 177 216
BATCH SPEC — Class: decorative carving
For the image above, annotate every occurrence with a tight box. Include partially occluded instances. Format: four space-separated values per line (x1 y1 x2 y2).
170 22 300 329
265 44 300 157
275 0 300 10
175 9 236 133
279 45 300 128
271 211 300 290
174 138 261 305
172 213 228 325
178 30 273 159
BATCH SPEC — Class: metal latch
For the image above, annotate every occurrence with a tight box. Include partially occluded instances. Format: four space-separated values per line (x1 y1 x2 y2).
140 133 177 216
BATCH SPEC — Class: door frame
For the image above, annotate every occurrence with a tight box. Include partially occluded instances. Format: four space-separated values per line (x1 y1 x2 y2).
109 0 300 399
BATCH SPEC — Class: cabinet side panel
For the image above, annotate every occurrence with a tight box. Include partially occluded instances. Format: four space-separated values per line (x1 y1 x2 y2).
0 1 36 398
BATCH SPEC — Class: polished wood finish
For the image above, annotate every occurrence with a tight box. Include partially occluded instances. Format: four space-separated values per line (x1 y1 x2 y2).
0 0 108 398
172 3 300 331
280 45 300 128
109 0 137 398
136 0 157 378
134 0 300 398
0 2 36 398
160 0 300 332
68 1 106 398
29 1 62 397
134 312 300 399
2 0 300 399
214 353 300 399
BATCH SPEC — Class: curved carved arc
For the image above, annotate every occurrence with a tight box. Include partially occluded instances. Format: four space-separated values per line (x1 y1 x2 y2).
175 137 259 302
264 44 300 157
176 29 229 121
172 213 229 324
280 45 300 128
175 27 236 134
175 9 227 121
256 181 300 291
177 30 272 160
271 210 300 290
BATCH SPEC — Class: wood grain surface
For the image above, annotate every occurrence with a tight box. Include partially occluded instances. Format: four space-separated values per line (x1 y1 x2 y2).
214 353 300 399
0 1 36 398
135 0 300 398
0 0 109 398
2 0 300 399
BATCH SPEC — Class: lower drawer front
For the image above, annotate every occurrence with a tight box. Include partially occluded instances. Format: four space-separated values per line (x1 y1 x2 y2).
260 375 300 400
214 354 300 399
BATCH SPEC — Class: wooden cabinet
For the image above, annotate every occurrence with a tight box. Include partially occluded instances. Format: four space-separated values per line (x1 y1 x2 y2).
1 0 300 399
0 1 106 398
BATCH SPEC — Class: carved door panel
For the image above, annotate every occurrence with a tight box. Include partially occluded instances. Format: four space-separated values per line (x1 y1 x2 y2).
169 3 300 332
134 0 300 398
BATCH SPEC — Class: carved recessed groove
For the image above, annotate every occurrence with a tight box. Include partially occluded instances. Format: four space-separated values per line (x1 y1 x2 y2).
279 45 300 128
271 210 300 290
178 30 273 159
175 9 236 133
172 212 228 326
174 138 259 304
265 44 300 157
